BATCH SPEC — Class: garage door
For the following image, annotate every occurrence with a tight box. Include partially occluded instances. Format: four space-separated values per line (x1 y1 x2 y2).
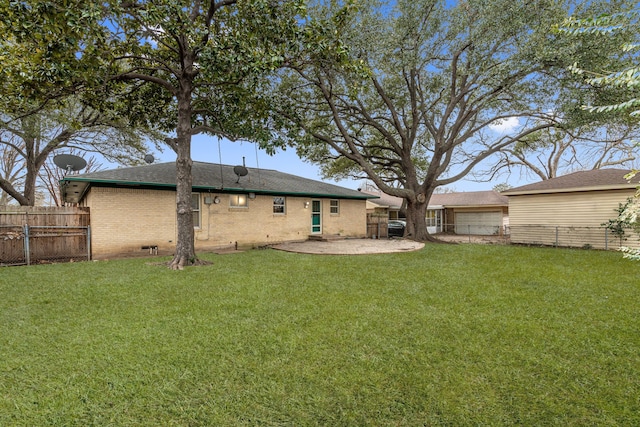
455 212 502 235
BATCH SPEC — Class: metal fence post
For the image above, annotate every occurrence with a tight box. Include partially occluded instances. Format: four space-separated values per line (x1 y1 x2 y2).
555 226 559 247
23 225 31 266
468 225 471 243
604 227 608 250
87 225 92 261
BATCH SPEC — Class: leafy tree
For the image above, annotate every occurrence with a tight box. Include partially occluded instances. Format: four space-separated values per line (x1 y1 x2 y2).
0 101 153 206
0 1 110 114
0 138 23 205
560 11 640 118
619 207 640 260
2 1 310 269
492 183 513 193
483 5 640 186
1 3 160 207
276 0 621 241
602 198 636 245
100 1 307 269
559 9 640 259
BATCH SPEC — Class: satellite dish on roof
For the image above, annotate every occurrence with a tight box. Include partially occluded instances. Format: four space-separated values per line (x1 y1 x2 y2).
144 154 155 164
233 165 249 177
234 165 249 183
53 154 87 174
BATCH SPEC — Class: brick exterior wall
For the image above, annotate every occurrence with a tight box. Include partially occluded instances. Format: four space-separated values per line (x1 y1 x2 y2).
87 187 176 258
86 187 367 259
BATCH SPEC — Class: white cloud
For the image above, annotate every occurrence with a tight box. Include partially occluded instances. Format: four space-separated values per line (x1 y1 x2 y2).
489 117 520 133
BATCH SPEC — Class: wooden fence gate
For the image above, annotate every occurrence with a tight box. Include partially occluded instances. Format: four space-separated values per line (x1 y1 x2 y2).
0 206 90 266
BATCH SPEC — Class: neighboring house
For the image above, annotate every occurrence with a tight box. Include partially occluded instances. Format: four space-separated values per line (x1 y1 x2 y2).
364 189 509 235
363 190 405 238
61 162 375 259
428 191 509 235
365 190 405 220
502 169 639 249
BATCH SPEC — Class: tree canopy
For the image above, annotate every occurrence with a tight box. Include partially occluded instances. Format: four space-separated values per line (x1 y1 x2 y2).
101 0 307 269
0 2 160 207
2 0 311 268
560 10 640 118
559 8 640 260
486 124 640 182
0 100 154 206
275 0 624 240
0 1 109 113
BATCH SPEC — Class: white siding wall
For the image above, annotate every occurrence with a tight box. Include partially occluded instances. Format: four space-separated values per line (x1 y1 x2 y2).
508 189 640 249
509 189 635 226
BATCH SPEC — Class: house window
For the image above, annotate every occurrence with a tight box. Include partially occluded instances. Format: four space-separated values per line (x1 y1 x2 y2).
230 194 248 208
330 199 339 214
192 193 201 228
426 210 440 227
273 197 286 214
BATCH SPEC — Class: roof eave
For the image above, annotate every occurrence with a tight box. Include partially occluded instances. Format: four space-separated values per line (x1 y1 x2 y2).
439 203 508 208
62 177 374 200
503 183 638 196
60 179 91 204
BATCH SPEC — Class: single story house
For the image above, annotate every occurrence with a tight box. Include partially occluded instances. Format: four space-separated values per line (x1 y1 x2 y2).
428 191 509 235
502 169 640 249
364 189 509 235
363 190 406 238
364 190 405 220
61 161 375 259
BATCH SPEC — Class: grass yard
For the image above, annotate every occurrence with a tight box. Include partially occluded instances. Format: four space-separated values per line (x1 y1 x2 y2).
1 244 639 426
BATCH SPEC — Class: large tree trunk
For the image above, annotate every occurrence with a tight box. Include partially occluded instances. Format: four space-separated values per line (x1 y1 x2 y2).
168 79 199 270
169 137 197 270
0 178 29 206
404 198 430 241
403 189 439 242
21 159 39 206
3 142 43 206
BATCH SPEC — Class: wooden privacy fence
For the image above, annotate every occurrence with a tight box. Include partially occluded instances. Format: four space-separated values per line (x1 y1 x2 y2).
0 206 91 266
367 213 389 239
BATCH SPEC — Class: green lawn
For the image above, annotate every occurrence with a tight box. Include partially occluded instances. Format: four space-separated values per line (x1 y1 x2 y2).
1 244 639 426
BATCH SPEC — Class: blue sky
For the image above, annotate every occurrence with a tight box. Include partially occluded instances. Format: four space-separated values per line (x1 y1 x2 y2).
147 134 366 189
142 115 530 194
96 1 535 194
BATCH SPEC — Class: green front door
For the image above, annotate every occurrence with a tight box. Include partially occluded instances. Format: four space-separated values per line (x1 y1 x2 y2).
311 200 322 234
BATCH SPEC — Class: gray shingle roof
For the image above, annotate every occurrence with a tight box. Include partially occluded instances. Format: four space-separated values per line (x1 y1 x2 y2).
502 169 637 196
429 190 508 207
61 161 374 204
362 190 404 209
363 189 507 208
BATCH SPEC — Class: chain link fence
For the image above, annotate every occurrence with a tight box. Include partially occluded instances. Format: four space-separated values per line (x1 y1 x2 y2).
1 224 91 266
508 225 639 250
0 225 26 266
435 223 639 250
434 223 510 244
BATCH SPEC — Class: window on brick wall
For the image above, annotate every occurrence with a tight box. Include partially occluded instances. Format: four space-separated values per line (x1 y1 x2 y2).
273 197 285 214
330 199 340 214
192 193 201 228
230 194 248 208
